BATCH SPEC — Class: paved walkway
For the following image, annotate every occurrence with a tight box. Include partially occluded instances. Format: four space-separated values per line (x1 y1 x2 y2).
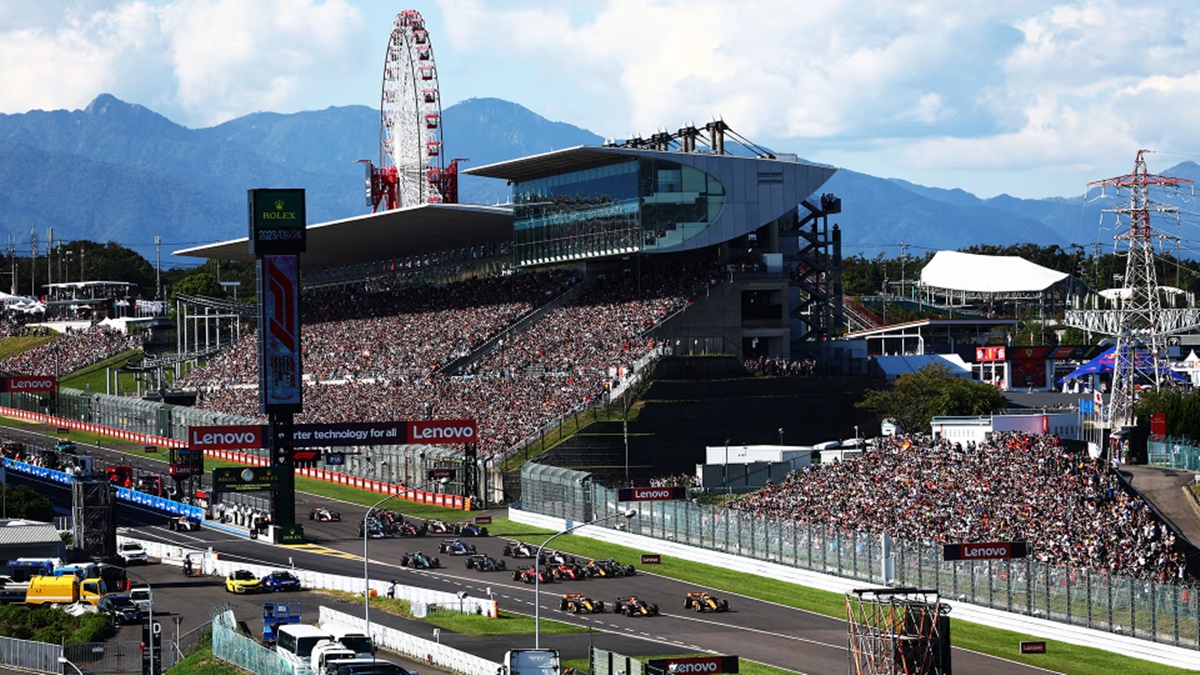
1123 464 1200 546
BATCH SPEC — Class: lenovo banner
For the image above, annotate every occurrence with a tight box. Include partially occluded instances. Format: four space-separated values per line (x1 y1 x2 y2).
618 486 686 502
408 419 478 444
647 656 739 675
943 541 1028 561
1 375 58 393
188 425 266 450
293 422 406 446
1019 641 1046 654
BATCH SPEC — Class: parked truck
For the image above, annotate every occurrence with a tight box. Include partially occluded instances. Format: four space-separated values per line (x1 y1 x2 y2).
24 575 108 605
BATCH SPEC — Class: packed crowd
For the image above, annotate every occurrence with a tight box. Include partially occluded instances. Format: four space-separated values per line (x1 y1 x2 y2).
743 356 818 377
649 474 700 488
730 432 1188 583
0 325 141 376
183 265 714 455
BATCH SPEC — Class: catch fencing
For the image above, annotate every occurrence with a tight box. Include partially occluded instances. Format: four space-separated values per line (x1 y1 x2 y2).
590 648 649 675
521 462 1200 650
318 606 502 675
212 605 293 675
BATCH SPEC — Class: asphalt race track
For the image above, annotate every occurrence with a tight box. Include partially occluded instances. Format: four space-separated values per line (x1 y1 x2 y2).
2 425 1060 675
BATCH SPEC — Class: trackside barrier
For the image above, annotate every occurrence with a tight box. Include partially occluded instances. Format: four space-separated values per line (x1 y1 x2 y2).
319 606 502 675
0 635 61 674
189 448 471 510
122 537 498 618
509 509 1200 672
0 403 185 448
5 458 205 520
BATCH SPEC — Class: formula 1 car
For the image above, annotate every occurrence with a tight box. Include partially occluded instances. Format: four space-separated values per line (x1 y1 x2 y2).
168 515 201 531
438 539 477 556
503 541 537 558
424 519 458 535
457 521 489 537
309 507 342 522
560 593 605 613
400 552 441 569
549 562 587 581
614 595 659 617
512 565 555 584
540 550 575 566
396 519 427 537
585 559 636 578
685 591 730 612
464 554 507 572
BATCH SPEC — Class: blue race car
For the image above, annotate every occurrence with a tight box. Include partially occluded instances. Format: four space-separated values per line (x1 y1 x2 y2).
438 539 477 556
260 570 302 592
457 521 489 537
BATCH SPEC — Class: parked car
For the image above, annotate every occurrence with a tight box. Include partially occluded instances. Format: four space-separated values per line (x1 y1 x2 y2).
225 569 264 594
118 541 148 565
98 595 142 625
261 570 303 592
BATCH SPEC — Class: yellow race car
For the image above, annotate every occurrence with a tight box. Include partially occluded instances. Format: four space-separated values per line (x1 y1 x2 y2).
560 593 605 613
685 591 730 612
225 569 264 594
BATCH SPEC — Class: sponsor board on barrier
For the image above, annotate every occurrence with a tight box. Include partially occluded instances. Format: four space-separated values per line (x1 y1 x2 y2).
212 466 284 492
647 656 739 674
1020 641 1046 654
6 458 203 519
408 419 478 444
2 376 58 393
617 486 686 502
641 554 662 564
475 516 492 525
189 424 265 450
943 541 1028 561
428 468 456 480
190 420 480 450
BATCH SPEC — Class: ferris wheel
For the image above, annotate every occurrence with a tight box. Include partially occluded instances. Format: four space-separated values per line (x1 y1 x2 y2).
361 9 460 211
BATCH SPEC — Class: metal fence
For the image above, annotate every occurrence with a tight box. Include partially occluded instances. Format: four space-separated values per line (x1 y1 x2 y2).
211 605 295 675
1149 437 1200 472
63 641 143 674
521 462 1200 650
0 635 61 674
590 648 648 675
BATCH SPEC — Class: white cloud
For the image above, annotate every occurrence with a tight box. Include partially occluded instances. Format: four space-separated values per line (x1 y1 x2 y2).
0 0 367 126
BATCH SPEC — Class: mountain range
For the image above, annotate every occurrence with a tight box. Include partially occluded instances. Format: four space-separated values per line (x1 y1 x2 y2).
0 93 1196 265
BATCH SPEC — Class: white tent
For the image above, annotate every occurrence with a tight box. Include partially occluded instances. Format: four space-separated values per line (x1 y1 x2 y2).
920 250 1069 294
873 354 971 381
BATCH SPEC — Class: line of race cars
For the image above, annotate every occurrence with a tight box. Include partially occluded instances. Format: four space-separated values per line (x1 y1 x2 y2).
354 510 490 539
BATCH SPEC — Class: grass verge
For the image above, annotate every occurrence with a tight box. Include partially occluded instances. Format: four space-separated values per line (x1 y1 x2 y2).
319 590 588 636
166 648 246 675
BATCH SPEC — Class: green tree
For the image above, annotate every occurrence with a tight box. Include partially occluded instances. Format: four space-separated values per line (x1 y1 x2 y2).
168 272 224 306
1134 388 1200 440
857 363 1007 433
0 484 54 521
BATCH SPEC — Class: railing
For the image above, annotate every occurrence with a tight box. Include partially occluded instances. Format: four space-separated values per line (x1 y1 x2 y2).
520 463 1200 650
0 635 61 674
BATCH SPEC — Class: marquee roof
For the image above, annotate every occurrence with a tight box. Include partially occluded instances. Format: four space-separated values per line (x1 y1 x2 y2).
920 251 1069 294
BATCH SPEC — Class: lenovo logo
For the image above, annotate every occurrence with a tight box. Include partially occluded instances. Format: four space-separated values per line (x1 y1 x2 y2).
943 541 1028 561
188 425 265 450
3 376 57 393
618 486 685 502
647 656 737 675
407 420 478 444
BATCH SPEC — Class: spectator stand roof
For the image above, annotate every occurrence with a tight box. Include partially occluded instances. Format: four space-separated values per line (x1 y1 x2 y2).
174 203 514 274
843 318 1019 357
919 250 1070 296
873 353 971 381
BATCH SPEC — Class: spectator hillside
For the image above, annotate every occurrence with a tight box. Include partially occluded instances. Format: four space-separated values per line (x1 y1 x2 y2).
730 432 1188 583
0 325 141 376
181 265 714 454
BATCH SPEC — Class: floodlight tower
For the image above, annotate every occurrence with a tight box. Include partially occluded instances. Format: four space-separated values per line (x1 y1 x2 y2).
1084 150 1192 428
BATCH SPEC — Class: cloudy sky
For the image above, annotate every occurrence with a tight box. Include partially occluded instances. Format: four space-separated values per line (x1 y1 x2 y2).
1 0 1196 199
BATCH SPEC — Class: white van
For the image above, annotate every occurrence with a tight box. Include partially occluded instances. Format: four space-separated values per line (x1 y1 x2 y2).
321 622 374 658
277 624 334 671
129 587 152 613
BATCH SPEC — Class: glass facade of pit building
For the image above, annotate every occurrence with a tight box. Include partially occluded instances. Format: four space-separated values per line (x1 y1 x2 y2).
512 158 726 265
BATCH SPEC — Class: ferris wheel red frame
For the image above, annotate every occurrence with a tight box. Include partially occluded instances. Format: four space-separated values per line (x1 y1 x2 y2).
359 9 461 211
